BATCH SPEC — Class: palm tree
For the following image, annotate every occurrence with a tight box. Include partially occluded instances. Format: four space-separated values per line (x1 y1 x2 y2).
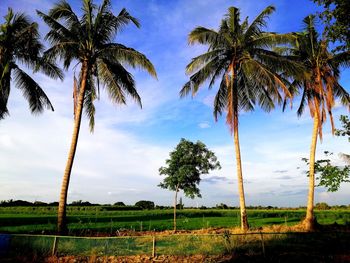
283 16 350 231
180 6 302 231
0 8 62 119
38 0 157 234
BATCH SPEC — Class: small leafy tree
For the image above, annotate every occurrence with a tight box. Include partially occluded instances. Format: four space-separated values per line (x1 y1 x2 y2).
335 115 350 141
158 138 221 231
336 115 350 163
302 152 350 192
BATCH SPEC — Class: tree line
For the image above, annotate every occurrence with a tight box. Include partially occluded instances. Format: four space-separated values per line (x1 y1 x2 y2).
2 199 349 211
1 0 349 234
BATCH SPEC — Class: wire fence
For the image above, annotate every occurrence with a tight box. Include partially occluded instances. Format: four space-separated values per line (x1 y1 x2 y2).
1 231 349 258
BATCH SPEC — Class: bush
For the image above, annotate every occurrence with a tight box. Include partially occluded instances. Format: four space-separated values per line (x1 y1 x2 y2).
113 202 126 206
135 200 155 210
315 202 331 210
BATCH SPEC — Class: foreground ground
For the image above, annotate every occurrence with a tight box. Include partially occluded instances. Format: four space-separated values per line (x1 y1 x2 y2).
1 225 350 262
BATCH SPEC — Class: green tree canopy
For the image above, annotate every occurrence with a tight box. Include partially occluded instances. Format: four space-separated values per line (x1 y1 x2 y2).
302 151 350 192
159 138 221 198
335 115 350 142
312 0 350 51
135 200 155 210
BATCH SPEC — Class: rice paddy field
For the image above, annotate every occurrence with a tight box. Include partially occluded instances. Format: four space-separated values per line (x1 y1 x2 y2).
1 206 350 235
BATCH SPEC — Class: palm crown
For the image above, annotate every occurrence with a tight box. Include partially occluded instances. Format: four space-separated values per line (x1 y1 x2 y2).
0 8 62 119
284 15 350 139
180 6 302 130
38 0 157 130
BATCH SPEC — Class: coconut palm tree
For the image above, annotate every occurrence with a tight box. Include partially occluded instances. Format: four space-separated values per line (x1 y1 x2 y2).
283 16 350 231
38 0 157 234
180 6 302 231
0 8 62 119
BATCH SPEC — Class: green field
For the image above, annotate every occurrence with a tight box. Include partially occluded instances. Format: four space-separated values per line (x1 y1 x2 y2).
1 207 350 235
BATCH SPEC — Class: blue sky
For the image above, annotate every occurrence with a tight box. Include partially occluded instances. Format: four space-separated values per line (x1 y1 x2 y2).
0 0 349 207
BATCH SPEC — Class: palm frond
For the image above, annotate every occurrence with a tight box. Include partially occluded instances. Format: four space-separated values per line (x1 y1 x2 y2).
245 5 275 40
13 66 54 114
226 7 240 34
34 56 64 80
185 49 226 74
47 0 81 31
83 73 97 132
101 58 142 107
213 77 228 121
99 44 157 78
188 27 220 46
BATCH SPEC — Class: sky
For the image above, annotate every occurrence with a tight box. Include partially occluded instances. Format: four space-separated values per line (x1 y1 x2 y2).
0 0 349 207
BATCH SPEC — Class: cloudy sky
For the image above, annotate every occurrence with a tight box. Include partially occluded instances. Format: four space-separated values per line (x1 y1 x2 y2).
1 0 349 207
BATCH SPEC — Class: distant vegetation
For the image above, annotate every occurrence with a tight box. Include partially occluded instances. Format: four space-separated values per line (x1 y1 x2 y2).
1 199 349 210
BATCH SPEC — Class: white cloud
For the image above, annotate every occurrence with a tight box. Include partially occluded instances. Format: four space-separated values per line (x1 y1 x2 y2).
198 121 211 129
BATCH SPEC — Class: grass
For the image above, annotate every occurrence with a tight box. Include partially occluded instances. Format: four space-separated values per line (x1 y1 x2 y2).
0 207 349 234
2 207 349 261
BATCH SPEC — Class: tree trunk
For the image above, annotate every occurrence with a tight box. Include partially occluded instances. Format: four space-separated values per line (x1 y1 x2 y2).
233 114 249 231
57 61 89 234
229 64 248 231
173 186 179 232
304 113 319 231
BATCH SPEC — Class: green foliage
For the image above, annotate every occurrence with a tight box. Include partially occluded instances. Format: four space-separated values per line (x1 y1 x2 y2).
216 203 229 209
335 115 350 142
312 0 350 51
315 202 330 210
158 138 221 199
114 202 126 206
0 8 63 119
70 200 95 206
335 115 350 163
302 151 350 192
134 200 155 210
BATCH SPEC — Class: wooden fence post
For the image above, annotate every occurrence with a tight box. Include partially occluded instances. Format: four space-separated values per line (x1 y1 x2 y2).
260 232 265 257
51 236 57 256
152 235 156 257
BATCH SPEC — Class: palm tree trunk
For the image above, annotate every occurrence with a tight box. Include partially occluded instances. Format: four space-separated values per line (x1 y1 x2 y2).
57 61 89 234
304 113 319 231
229 64 249 231
233 114 249 231
173 185 179 232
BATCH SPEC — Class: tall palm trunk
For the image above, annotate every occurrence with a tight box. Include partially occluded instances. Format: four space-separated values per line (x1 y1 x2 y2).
57 61 89 234
229 65 249 231
233 113 249 231
304 112 319 231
